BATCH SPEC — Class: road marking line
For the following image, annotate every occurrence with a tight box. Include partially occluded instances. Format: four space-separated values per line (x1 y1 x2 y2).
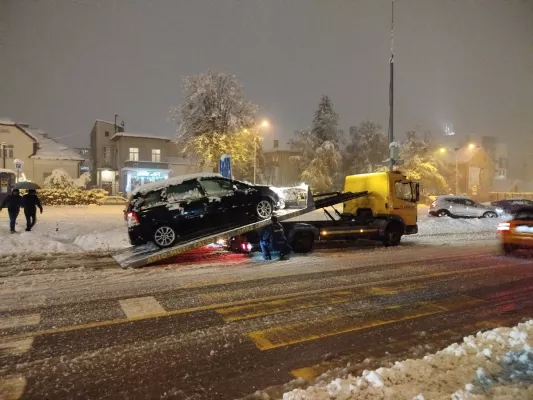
247 303 444 351
0 263 508 342
0 314 40 330
0 376 26 400
119 296 165 318
0 337 34 356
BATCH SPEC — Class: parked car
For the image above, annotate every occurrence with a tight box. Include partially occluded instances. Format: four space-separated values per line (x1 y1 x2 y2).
491 198 533 214
125 173 283 248
429 195 503 218
97 196 129 206
498 207 533 254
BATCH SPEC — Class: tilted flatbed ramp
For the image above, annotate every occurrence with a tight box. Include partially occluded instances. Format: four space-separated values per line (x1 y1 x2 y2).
113 189 367 268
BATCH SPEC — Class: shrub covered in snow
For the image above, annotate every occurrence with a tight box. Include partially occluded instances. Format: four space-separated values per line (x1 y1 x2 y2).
38 188 108 206
44 168 75 189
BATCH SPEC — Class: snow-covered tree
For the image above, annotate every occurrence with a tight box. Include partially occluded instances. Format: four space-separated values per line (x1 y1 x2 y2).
343 121 388 175
290 96 343 191
171 70 259 172
311 95 341 144
300 141 342 193
44 169 74 189
398 131 450 193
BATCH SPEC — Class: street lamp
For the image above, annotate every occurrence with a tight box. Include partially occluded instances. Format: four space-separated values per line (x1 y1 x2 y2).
253 119 270 184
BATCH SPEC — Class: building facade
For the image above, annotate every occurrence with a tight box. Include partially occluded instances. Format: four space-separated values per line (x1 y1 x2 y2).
90 119 208 194
0 119 83 186
448 146 495 196
263 141 301 186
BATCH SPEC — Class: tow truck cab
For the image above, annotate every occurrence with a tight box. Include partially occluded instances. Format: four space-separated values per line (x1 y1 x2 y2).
342 171 419 234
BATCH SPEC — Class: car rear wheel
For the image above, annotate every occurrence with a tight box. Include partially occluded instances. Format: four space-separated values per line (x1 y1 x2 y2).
292 232 314 253
436 210 450 217
153 225 177 248
256 199 273 220
483 212 498 219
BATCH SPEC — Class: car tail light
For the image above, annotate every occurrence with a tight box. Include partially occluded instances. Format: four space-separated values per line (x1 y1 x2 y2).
126 211 140 227
497 222 510 232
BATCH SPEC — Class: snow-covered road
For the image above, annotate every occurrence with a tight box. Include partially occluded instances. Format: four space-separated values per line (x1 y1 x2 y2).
0 206 501 260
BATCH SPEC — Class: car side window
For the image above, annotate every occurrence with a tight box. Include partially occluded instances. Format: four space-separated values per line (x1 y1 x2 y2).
166 180 202 202
464 200 475 206
449 198 464 205
200 178 235 196
141 191 162 208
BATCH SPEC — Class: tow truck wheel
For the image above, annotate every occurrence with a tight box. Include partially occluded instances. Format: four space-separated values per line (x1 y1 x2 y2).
256 199 273 220
292 232 314 253
153 225 177 248
383 223 403 247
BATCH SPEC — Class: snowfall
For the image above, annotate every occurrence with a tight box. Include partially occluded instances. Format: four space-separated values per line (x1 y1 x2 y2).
0 205 502 260
281 319 533 400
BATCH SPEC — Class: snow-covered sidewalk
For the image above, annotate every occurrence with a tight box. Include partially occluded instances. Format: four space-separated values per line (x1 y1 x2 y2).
283 319 533 400
0 206 501 259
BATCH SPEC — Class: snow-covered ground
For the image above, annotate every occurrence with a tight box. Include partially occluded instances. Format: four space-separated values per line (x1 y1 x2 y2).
0 205 500 258
282 319 533 400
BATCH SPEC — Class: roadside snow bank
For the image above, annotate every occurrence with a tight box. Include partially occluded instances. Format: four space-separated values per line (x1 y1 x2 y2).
283 319 533 400
417 216 500 236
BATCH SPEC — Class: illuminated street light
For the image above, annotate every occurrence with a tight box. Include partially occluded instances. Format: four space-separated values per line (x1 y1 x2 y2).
439 147 447 154
260 120 270 129
468 143 476 150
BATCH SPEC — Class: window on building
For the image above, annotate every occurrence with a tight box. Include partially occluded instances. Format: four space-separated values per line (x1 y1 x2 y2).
3 145 14 159
105 131 110 137
129 147 139 161
103 146 111 165
152 149 161 162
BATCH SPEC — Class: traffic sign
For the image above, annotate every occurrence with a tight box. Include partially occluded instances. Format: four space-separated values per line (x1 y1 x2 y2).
13 159 24 171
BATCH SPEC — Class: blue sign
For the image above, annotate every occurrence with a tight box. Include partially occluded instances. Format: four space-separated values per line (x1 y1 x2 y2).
219 155 232 179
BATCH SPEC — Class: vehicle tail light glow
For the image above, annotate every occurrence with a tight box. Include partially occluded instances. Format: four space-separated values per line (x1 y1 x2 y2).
240 243 253 252
497 222 510 232
126 211 140 227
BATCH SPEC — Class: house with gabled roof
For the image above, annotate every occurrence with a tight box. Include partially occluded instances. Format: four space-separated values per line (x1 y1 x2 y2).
0 118 83 186
444 145 495 196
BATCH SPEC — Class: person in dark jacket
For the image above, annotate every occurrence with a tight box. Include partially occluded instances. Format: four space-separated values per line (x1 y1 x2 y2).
260 216 292 260
0 188 23 233
22 189 43 231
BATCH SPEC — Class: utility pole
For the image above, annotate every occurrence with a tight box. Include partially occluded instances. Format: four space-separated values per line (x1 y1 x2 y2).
1 142 5 169
114 114 118 134
388 0 397 171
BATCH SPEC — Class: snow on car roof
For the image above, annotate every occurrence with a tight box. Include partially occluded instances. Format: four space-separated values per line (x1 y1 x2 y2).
131 173 222 195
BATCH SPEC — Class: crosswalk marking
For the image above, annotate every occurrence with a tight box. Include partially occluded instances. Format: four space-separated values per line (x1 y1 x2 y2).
119 296 165 318
0 337 34 356
0 376 26 400
0 314 40 330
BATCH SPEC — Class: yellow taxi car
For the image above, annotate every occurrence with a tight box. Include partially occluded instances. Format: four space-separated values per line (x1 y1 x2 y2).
498 207 533 254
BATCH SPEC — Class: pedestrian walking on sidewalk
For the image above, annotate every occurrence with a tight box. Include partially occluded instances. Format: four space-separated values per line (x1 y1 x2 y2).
22 189 43 231
0 188 23 233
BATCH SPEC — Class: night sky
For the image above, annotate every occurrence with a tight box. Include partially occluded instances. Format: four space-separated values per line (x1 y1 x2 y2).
1 0 532 173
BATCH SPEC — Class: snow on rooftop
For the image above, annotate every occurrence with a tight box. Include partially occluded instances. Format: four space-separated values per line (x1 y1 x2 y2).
22 128 84 161
111 132 173 141
0 117 15 125
131 172 222 195
0 168 16 174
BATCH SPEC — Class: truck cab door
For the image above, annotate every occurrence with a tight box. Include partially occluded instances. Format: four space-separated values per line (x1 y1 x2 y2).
390 179 417 226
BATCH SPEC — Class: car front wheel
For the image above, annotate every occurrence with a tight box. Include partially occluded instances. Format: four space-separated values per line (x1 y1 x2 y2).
153 225 177 248
436 210 450 217
255 199 273 220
